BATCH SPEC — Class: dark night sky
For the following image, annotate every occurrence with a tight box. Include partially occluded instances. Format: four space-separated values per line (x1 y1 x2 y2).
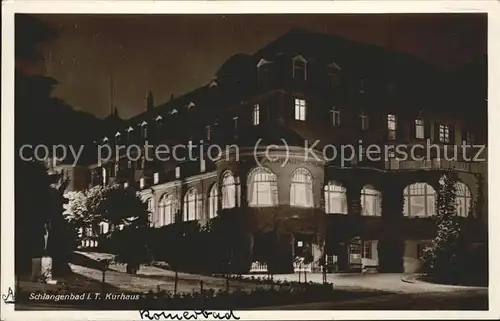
33 14 486 120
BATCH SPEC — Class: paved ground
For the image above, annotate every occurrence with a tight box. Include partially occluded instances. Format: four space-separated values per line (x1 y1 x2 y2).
247 273 487 294
17 252 488 310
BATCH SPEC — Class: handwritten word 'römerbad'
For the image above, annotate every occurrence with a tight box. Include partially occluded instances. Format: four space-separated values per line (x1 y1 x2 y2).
139 310 240 320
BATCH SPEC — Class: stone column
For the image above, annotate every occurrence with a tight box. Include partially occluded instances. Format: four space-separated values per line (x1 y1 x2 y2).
238 167 248 208
378 178 405 273
346 182 362 217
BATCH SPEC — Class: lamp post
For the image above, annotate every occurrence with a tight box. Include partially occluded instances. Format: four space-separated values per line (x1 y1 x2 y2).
297 241 303 283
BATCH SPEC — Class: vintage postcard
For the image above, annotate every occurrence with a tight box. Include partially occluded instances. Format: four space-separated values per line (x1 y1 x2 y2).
2 1 499 320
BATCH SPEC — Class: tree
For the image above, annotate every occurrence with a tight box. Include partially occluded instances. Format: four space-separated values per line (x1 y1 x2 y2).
14 15 101 279
421 171 462 283
15 159 75 277
66 184 151 273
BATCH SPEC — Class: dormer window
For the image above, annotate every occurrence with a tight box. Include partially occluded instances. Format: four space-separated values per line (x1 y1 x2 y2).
114 162 119 177
360 113 369 130
331 106 340 126
257 59 272 82
209 79 217 88
140 121 148 140
253 104 260 126
292 55 307 81
327 63 341 86
187 102 195 110
233 116 239 134
126 127 134 143
387 114 397 139
206 125 212 140
115 132 122 145
103 136 109 143
155 115 163 122
415 119 424 139
170 109 178 115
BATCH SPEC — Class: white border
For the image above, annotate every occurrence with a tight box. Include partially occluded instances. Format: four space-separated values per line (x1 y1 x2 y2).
2 1 499 320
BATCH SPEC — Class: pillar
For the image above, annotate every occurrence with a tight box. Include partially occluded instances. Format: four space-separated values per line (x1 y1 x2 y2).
378 178 405 273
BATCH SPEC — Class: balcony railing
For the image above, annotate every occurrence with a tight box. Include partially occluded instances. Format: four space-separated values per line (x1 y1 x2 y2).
386 159 484 173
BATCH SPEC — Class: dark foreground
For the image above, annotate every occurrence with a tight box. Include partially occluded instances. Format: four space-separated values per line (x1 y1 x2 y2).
16 289 487 311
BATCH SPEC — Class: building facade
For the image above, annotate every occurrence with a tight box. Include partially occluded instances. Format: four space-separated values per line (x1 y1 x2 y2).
71 29 487 273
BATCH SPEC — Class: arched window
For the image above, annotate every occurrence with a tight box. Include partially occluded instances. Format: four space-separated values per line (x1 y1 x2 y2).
327 63 341 86
141 121 148 140
248 167 278 207
115 132 121 145
403 183 436 217
290 168 313 207
208 184 218 218
292 55 307 80
221 171 240 209
324 181 347 214
183 188 200 221
456 182 472 217
158 194 175 226
361 185 382 216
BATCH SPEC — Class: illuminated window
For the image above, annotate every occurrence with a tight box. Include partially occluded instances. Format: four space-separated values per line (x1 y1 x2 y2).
388 114 397 139
248 167 278 207
439 125 450 143
415 119 424 139
158 194 175 226
403 183 436 217
208 184 218 218
290 168 313 207
324 181 347 214
294 98 306 121
222 170 240 209
183 188 200 221
253 104 260 126
361 185 382 216
456 182 472 217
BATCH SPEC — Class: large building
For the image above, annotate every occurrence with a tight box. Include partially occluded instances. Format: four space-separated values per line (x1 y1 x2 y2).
67 29 488 274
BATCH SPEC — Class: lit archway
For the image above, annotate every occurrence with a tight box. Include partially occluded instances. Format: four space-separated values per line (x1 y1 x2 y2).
403 183 436 217
247 167 278 207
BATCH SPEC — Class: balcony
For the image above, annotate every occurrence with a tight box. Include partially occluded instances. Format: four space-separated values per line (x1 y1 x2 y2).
385 158 485 173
